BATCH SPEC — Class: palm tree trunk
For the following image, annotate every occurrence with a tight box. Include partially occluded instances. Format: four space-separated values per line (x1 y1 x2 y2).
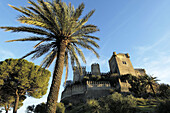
46 41 66 113
13 89 19 113
150 84 156 96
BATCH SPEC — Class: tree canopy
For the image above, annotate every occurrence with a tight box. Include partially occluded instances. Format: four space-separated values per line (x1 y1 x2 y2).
0 58 51 113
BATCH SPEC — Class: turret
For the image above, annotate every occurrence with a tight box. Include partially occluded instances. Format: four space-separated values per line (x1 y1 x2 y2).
109 52 136 76
73 66 86 83
91 63 100 75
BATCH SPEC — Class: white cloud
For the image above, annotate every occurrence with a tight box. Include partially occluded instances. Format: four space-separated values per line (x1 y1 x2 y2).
137 32 170 55
142 55 170 84
134 32 170 84
0 48 15 60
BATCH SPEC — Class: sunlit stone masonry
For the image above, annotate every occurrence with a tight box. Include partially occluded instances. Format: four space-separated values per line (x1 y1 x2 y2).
61 52 146 104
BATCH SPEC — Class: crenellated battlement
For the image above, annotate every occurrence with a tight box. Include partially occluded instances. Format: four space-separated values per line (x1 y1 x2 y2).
87 81 111 90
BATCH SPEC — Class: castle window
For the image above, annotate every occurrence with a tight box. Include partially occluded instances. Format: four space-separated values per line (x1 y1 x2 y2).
122 61 126 64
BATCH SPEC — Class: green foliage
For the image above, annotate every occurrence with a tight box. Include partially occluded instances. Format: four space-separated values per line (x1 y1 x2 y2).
84 99 101 113
156 99 170 113
68 93 136 113
0 58 51 97
90 75 101 81
56 103 65 113
158 83 170 98
125 74 159 97
0 90 26 113
26 105 35 113
100 92 136 113
26 102 65 113
0 59 51 112
142 75 159 96
34 102 46 113
125 75 147 96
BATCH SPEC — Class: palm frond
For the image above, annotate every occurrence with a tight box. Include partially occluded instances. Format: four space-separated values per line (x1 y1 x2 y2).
82 34 100 40
21 50 38 59
40 48 58 68
6 36 50 42
72 36 99 48
70 9 95 35
71 44 86 63
8 4 31 16
73 3 85 21
67 44 82 74
72 41 99 58
31 43 53 60
0 26 54 36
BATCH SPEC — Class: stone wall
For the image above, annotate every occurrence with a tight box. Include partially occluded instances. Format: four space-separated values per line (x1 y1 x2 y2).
118 78 131 93
86 81 112 99
61 94 86 105
135 68 146 76
61 84 86 100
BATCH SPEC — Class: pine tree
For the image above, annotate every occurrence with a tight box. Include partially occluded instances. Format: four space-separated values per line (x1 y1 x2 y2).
0 59 51 113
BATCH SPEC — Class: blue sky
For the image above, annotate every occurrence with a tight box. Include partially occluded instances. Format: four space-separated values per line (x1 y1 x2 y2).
1 0 170 112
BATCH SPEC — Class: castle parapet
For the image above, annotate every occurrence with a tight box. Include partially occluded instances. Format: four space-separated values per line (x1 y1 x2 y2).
87 81 111 90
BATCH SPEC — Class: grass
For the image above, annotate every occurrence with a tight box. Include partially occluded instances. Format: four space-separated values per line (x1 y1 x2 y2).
135 98 159 113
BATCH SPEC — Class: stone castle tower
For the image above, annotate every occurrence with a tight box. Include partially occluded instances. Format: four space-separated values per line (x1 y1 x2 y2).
109 52 145 76
109 52 136 76
73 66 86 83
91 63 100 75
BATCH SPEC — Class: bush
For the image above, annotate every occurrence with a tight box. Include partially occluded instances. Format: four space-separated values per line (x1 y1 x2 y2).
100 92 136 113
67 93 137 113
158 84 170 98
56 103 65 113
27 102 65 113
156 99 170 113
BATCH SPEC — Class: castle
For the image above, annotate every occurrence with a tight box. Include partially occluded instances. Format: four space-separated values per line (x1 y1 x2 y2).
61 52 146 104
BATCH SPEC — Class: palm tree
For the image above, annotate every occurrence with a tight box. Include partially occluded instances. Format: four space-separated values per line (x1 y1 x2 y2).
0 0 100 113
143 75 159 96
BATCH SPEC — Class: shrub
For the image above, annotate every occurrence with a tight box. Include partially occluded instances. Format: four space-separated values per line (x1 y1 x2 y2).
156 99 170 113
56 103 65 113
101 92 136 113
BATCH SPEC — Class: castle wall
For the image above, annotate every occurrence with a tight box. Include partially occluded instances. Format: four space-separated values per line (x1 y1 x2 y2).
86 81 112 99
135 69 146 76
61 84 86 100
118 79 131 93
61 94 86 105
61 81 112 104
